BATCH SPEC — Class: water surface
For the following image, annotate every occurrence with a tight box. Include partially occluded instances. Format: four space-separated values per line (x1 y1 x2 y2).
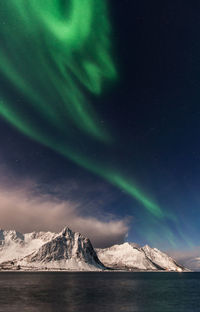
0 272 199 312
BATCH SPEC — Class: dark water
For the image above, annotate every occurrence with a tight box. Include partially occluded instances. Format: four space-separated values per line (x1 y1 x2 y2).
0 272 200 312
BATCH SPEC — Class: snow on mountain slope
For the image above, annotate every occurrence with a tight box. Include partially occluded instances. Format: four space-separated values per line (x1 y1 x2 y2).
96 243 157 270
0 227 105 271
141 245 184 271
0 229 57 263
96 242 186 271
18 227 105 271
0 228 187 271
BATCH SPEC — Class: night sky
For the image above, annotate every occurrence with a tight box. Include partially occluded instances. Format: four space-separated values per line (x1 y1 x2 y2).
0 0 200 251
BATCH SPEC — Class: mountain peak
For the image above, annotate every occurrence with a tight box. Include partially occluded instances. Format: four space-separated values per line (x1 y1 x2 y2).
0 229 24 243
61 226 73 237
96 242 187 271
0 227 105 271
128 242 141 249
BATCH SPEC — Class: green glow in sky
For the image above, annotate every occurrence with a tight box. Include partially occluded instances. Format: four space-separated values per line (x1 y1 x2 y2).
0 0 169 222
0 0 116 142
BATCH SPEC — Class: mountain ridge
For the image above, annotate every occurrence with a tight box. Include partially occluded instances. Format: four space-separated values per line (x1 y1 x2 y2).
96 242 187 272
0 227 188 271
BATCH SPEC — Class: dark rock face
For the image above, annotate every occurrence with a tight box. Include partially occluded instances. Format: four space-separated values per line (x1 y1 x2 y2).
26 227 105 269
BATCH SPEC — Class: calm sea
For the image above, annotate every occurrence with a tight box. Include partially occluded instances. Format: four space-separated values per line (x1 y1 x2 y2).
0 272 199 312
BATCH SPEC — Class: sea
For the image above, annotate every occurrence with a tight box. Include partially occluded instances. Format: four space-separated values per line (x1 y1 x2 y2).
0 272 199 312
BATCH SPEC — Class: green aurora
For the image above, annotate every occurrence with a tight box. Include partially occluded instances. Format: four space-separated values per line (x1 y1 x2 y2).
0 0 183 245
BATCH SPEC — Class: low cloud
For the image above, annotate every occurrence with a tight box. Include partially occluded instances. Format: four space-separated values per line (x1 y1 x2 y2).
0 183 129 248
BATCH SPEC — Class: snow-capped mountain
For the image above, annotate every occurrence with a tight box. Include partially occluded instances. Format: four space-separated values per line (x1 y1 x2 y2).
141 244 185 271
0 227 105 271
18 227 105 270
0 227 188 271
0 229 57 263
96 242 186 271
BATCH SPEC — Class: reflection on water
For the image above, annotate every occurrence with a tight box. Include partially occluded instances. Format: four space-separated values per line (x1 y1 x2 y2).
0 272 200 312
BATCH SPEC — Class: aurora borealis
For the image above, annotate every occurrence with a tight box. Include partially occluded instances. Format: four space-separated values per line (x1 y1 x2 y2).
0 0 199 250
0 0 165 218
0 0 116 141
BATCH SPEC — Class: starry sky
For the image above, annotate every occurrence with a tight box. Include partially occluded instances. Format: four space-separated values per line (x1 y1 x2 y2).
0 0 200 251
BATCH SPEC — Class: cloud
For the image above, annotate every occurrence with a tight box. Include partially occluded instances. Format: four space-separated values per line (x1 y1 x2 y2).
0 182 129 248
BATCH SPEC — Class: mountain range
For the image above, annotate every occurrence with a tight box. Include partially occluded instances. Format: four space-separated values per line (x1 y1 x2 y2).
0 227 187 271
